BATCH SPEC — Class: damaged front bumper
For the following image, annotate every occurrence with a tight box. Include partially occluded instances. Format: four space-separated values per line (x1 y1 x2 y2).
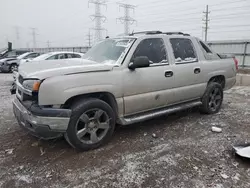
13 97 71 139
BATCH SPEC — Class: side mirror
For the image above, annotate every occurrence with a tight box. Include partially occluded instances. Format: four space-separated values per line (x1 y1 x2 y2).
128 56 150 70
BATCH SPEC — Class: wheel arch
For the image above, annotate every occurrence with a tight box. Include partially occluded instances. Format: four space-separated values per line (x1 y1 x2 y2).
63 92 119 118
208 75 225 89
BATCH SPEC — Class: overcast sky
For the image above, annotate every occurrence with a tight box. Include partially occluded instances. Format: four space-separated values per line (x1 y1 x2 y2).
0 0 250 49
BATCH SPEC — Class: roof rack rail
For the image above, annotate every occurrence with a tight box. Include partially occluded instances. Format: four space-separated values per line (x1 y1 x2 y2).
163 32 190 36
128 31 190 36
129 31 162 36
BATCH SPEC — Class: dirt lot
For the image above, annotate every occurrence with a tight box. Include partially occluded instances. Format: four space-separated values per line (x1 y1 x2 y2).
0 73 250 188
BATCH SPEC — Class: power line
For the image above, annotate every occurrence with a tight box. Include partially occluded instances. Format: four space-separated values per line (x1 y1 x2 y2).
136 10 202 20
210 24 250 28
88 0 107 42
202 5 210 42
211 11 250 18
117 3 136 35
209 0 247 7
137 1 249 19
137 0 193 7
211 5 250 11
208 29 250 33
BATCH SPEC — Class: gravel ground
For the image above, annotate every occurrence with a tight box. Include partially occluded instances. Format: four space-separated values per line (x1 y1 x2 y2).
0 73 250 188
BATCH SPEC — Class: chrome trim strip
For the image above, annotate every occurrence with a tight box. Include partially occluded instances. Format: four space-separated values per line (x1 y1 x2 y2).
118 100 202 125
16 81 32 96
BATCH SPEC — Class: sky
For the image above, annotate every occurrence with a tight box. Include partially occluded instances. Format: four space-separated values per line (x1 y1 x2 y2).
0 0 250 49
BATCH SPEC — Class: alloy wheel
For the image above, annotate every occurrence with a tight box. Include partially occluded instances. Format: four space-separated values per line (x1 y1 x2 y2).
208 87 222 112
75 108 110 144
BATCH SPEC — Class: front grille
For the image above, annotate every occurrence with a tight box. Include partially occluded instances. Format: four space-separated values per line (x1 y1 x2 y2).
18 75 24 84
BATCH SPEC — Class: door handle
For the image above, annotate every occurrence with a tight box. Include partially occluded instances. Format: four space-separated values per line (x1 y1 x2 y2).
165 71 173 77
194 67 201 74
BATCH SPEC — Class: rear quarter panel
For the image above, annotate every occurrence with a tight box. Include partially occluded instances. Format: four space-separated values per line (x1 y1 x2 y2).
201 58 237 90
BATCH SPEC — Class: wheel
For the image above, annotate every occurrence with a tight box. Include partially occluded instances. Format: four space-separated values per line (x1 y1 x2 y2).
65 98 116 151
10 64 18 73
200 82 223 114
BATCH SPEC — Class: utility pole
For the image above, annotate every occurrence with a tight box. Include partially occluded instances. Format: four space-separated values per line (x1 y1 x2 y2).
47 40 50 48
86 31 92 47
88 0 107 43
117 3 136 35
30 28 38 49
202 5 210 42
14 26 20 47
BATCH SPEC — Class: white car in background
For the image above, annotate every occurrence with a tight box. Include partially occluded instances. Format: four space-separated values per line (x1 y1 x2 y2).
0 52 40 73
11 51 85 93
15 51 84 75
18 52 41 65
27 51 84 62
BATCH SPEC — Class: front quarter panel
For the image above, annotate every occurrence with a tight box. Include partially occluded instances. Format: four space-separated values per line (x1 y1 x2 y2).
38 69 123 106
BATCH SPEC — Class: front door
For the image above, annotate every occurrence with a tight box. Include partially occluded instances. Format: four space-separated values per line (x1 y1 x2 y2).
122 38 175 116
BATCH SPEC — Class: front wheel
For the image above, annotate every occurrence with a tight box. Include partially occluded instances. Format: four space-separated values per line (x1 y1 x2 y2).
200 82 223 114
65 98 116 151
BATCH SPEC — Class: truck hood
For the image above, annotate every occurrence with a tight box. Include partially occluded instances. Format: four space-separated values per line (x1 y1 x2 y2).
18 58 117 79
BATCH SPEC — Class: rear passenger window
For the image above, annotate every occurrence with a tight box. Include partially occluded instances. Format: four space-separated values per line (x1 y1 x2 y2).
73 54 81 58
70 53 81 58
66 54 73 58
132 38 168 64
170 38 197 63
200 41 212 53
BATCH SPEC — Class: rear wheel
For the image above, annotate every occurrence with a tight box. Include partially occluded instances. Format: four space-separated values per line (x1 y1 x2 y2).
200 82 223 114
65 98 115 151
10 64 17 73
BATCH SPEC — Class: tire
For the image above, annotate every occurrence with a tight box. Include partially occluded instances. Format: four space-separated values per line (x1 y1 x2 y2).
9 64 17 73
65 98 116 151
200 82 223 114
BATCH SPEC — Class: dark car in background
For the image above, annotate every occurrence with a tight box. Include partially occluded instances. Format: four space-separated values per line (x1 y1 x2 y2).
0 49 30 59
0 52 40 73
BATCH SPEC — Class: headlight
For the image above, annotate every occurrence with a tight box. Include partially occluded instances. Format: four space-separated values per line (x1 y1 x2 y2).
23 80 41 92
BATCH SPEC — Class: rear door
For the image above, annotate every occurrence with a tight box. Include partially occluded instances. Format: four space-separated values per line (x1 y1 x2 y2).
170 37 206 103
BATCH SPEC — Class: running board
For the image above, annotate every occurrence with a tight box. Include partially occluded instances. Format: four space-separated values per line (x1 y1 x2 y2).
118 100 202 125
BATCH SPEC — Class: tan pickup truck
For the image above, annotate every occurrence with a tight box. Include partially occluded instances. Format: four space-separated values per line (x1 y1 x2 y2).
12 31 238 151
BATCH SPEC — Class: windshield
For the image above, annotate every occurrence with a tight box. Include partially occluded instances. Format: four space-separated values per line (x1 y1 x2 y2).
32 53 53 61
17 52 31 60
0 49 7 56
83 38 135 64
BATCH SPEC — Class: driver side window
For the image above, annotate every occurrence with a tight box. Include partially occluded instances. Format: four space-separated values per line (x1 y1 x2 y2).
132 38 168 64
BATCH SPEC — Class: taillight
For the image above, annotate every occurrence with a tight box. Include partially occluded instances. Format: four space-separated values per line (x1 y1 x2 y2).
233 57 238 71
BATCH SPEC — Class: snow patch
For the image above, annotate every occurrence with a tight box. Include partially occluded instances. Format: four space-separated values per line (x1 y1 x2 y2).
153 154 177 166
16 175 32 184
